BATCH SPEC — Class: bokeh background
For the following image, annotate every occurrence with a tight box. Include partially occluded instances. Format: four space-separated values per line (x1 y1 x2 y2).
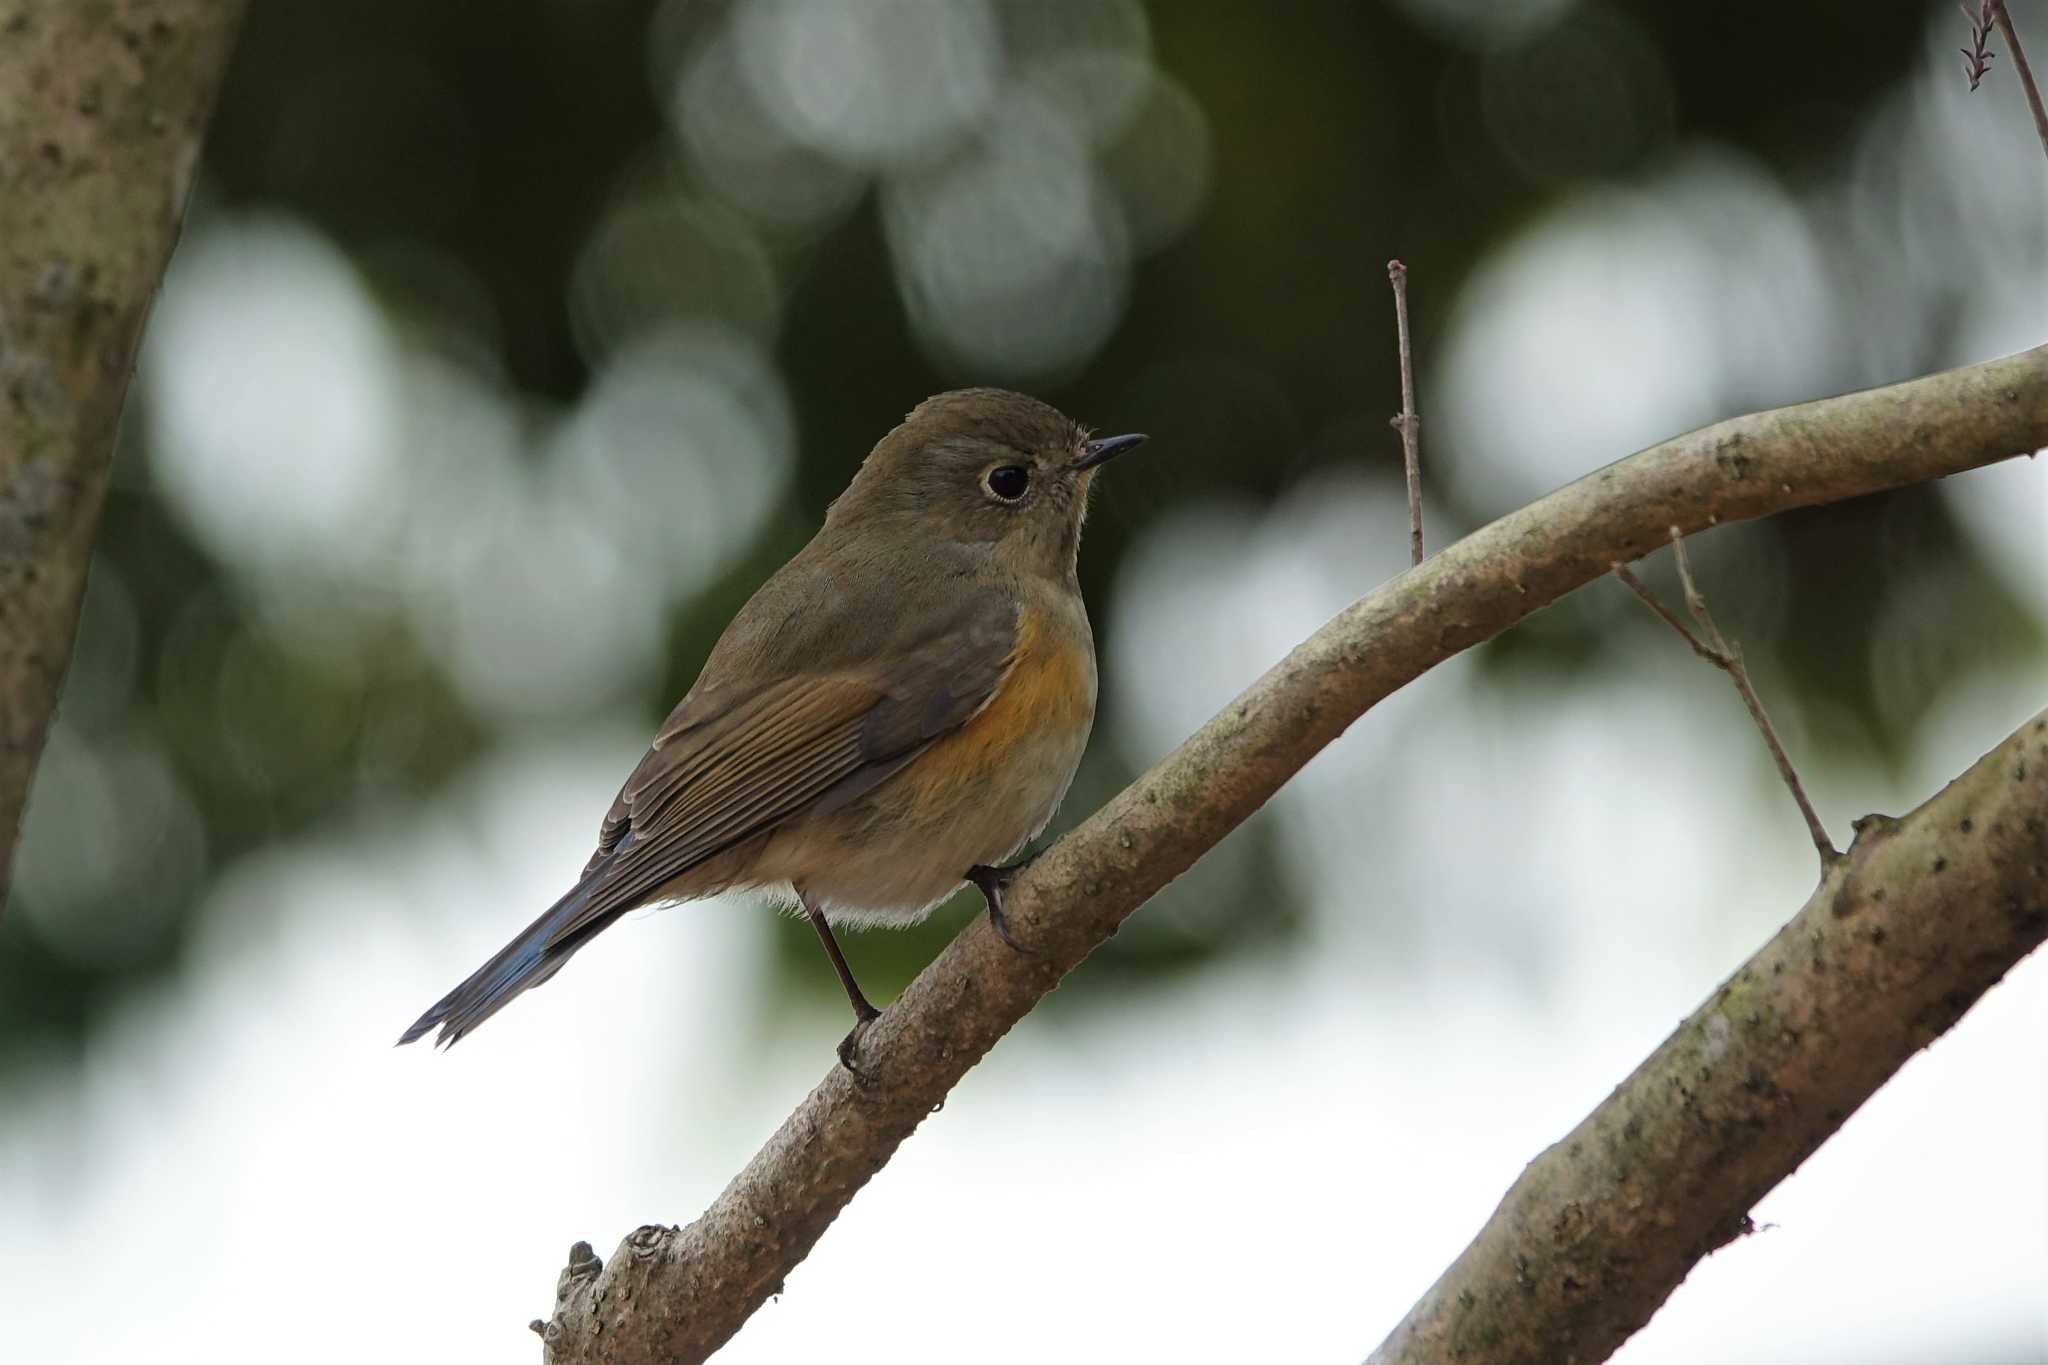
4 1 2045 1360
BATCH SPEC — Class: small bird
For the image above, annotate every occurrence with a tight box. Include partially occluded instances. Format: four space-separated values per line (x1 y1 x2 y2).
399 388 1146 1064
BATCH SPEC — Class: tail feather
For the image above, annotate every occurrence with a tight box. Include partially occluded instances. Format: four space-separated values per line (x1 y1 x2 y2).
397 882 618 1049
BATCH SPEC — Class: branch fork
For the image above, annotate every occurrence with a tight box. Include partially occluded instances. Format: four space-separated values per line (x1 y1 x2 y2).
1613 529 1838 868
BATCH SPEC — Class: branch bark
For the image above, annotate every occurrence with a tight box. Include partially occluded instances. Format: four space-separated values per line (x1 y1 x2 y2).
539 345 2048 1364
0 0 246 904
1368 706 2048 1365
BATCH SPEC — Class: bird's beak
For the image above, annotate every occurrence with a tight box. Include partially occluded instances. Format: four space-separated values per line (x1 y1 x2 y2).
1072 432 1148 471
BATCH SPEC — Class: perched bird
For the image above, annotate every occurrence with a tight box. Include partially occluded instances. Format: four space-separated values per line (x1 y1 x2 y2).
399 388 1146 1064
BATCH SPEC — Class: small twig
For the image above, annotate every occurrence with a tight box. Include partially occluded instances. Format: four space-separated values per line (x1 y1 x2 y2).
1963 3 2048 160
1992 2 2048 161
1613 531 1839 867
1612 565 1718 665
1963 1 1998 90
1387 259 1425 566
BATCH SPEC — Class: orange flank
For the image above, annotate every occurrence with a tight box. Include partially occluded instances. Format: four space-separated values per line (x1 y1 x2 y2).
902 605 1091 817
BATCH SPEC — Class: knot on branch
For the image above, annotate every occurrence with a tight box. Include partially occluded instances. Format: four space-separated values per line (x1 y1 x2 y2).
626 1224 678 1260
563 1240 603 1281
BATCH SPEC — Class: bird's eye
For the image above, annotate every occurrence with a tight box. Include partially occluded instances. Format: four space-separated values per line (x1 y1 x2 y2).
984 465 1031 502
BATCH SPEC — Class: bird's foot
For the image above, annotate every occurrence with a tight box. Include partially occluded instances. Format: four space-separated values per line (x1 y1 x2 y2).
836 1002 881 1078
966 856 1045 957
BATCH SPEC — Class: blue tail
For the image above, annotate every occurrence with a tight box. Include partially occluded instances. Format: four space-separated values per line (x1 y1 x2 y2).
397 881 615 1049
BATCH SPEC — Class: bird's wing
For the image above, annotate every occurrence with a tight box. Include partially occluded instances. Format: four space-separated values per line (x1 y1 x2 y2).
564 604 1019 939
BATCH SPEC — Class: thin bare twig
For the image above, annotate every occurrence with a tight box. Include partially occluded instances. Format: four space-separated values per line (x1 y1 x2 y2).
1963 2 2048 160
1611 565 1716 665
1992 1 2048 161
1387 259 1425 566
1613 532 1839 867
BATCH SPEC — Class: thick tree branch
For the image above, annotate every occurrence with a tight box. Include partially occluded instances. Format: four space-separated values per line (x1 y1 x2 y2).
0 0 246 904
1368 706 2048 1365
540 345 2048 1364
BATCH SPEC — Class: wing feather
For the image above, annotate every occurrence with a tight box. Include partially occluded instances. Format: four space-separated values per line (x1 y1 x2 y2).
549 613 1018 951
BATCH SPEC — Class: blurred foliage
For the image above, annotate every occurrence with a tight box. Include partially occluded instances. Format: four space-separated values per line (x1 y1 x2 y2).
4 0 2035 1078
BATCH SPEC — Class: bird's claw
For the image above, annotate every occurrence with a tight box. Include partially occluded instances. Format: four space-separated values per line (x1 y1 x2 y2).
837 1005 880 1078
966 859 1044 957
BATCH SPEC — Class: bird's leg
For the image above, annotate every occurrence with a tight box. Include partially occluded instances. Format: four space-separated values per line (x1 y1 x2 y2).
965 851 1047 957
801 891 879 1072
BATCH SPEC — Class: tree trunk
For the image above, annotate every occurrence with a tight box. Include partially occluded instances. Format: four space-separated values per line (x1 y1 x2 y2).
0 0 247 904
